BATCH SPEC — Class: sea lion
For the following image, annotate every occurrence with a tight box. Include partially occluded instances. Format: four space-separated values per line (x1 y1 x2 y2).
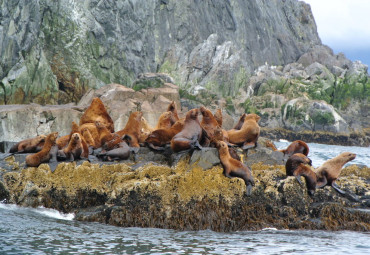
227 113 261 150
26 132 59 167
81 127 97 149
145 119 184 150
267 140 309 157
79 123 101 148
167 101 180 121
170 108 203 153
155 111 177 130
139 116 155 143
214 108 223 127
9 135 46 153
79 97 115 132
200 106 220 138
315 152 356 194
285 153 316 196
115 111 143 148
95 121 115 147
57 133 85 161
98 141 131 161
216 141 254 195
102 133 123 151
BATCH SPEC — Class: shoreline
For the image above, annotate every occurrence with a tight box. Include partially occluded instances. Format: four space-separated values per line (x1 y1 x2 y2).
260 128 370 147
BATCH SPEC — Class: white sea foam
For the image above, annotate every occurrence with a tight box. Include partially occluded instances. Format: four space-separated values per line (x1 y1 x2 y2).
278 139 289 143
262 227 278 231
0 203 74 221
35 206 75 221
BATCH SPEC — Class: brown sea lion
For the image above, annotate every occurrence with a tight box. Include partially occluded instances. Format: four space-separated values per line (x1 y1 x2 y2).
9 135 46 153
25 132 59 167
102 133 123 151
145 120 184 150
78 123 101 148
81 127 97 149
95 121 115 147
285 153 316 196
315 152 356 194
216 141 254 195
57 133 85 161
167 101 180 121
170 108 203 153
155 111 177 130
214 108 223 127
116 111 143 148
200 106 220 138
227 113 261 150
267 140 309 157
79 97 115 132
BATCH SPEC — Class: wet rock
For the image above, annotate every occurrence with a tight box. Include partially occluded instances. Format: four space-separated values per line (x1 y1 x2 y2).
189 148 220 170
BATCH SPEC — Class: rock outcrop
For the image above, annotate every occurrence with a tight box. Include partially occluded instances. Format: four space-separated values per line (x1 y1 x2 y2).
0 0 320 104
0 142 369 232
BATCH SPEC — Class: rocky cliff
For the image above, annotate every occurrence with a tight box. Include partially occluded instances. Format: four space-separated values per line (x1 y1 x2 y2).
1 0 320 104
1 0 369 140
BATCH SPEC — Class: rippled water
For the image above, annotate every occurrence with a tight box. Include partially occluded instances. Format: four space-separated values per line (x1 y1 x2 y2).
274 141 369 168
1 143 369 254
0 203 369 255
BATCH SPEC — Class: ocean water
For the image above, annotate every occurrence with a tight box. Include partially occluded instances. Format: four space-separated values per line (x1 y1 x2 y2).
0 142 369 254
274 140 369 168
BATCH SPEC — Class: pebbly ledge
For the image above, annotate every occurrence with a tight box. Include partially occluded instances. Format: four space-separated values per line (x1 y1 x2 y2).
0 140 369 232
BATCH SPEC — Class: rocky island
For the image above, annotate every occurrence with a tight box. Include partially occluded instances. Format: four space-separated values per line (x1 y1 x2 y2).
0 0 369 232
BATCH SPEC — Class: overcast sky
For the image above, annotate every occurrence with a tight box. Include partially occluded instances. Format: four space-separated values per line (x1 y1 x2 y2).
303 0 370 68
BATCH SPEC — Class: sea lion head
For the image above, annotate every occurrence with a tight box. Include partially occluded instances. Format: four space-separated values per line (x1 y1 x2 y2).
94 120 103 128
245 113 261 122
340 152 356 163
49 132 59 143
167 101 177 112
200 106 213 119
71 133 80 141
38 134 47 142
186 108 200 120
215 140 228 153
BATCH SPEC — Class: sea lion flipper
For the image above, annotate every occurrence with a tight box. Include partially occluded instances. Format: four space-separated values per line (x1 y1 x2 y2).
246 183 253 196
242 142 255 150
147 143 165 151
294 174 303 186
331 182 346 195
316 177 327 189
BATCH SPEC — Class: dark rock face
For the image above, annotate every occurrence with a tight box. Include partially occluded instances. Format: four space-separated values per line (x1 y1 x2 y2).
0 0 320 104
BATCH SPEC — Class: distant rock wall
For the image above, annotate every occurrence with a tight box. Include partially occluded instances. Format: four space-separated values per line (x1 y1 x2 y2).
0 0 320 104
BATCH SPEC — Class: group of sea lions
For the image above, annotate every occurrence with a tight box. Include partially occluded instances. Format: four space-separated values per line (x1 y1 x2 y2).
267 140 356 196
9 97 356 197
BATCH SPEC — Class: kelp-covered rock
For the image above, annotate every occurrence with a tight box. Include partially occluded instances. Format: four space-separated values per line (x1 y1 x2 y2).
0 147 369 232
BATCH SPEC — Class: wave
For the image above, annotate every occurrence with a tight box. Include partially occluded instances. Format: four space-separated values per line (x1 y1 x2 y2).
0 202 74 221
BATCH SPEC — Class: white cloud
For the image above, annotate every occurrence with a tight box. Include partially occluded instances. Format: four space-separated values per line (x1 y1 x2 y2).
303 0 370 49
